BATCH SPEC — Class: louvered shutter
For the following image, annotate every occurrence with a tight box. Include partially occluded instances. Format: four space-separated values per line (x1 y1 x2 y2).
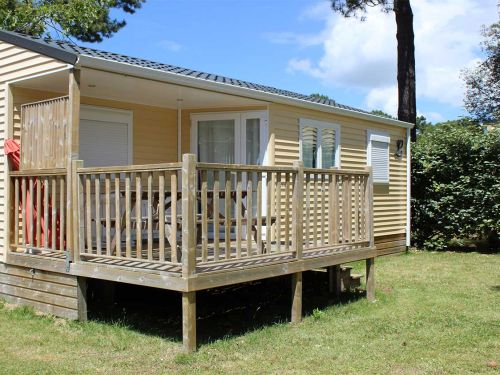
302 126 317 168
321 128 336 168
371 140 389 183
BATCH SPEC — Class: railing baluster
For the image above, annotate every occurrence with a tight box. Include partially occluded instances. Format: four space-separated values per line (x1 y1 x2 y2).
170 171 178 263
158 171 165 262
115 173 122 258
21 178 26 247
95 176 101 255
51 177 56 250
334 175 340 244
305 173 311 249
224 171 231 259
275 172 281 252
135 172 142 259
85 175 92 253
59 177 65 250
125 173 131 258
201 170 208 262
266 171 272 254
28 177 34 246
236 171 242 258
354 175 360 242
246 175 253 257
320 174 326 246
213 171 220 261
43 177 49 250
342 175 350 243
105 173 111 256
328 174 334 245
147 171 153 261
36 176 41 248
256 172 262 255
14 178 19 248
284 172 290 251
312 173 318 247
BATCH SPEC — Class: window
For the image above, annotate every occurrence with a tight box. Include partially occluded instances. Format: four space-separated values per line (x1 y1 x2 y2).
367 130 390 183
299 119 340 168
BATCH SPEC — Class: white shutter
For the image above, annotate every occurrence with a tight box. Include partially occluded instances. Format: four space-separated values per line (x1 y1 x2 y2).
80 119 130 167
371 140 389 183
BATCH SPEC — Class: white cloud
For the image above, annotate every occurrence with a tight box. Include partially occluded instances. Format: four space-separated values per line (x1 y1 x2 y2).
276 0 497 118
366 86 398 116
157 39 183 52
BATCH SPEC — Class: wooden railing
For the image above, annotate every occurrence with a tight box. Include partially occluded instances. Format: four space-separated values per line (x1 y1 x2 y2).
302 168 372 251
9 169 68 254
74 162 183 265
8 155 373 276
70 155 373 276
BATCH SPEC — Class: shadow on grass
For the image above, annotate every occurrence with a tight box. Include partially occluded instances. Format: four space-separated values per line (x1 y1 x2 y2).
87 271 365 345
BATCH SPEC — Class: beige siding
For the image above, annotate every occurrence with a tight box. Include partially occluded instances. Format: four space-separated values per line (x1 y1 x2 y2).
0 41 68 262
269 103 408 240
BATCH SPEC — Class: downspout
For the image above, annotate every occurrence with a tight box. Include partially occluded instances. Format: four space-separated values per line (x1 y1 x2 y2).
406 127 411 250
177 99 183 161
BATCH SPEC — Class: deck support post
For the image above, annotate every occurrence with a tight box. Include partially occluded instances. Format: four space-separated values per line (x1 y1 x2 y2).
291 272 303 323
366 257 375 301
76 276 88 321
328 265 342 298
182 291 196 353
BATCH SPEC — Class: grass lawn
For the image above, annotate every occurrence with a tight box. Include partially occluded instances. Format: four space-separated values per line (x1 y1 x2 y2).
0 250 498 374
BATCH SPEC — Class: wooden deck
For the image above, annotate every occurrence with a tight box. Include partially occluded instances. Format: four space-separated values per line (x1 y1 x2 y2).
6 152 375 353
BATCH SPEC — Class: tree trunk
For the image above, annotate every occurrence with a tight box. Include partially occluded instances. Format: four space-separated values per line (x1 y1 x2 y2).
394 0 417 141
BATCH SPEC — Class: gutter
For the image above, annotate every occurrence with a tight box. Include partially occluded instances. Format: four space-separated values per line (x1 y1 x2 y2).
406 127 411 248
77 55 414 130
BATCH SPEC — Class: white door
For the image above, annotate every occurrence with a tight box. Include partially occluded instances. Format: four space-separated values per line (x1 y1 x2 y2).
191 111 268 239
79 106 132 167
191 111 267 166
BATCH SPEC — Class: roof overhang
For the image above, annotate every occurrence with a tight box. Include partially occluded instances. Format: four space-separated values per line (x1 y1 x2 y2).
78 55 414 129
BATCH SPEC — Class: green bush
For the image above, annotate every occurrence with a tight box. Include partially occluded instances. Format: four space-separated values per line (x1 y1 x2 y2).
411 119 500 250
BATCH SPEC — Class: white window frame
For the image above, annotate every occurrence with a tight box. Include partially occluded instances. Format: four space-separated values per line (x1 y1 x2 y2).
299 118 341 168
190 110 269 166
367 129 390 184
79 105 133 165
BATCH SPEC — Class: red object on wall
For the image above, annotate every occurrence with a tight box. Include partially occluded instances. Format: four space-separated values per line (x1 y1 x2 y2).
4 139 65 250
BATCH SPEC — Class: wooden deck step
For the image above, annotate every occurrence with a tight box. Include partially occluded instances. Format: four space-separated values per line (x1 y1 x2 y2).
349 273 363 289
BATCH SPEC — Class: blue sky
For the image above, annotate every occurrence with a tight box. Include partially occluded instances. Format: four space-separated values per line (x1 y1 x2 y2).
79 0 498 123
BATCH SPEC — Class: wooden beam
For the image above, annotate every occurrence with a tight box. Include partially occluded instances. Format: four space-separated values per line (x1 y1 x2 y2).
291 272 302 323
76 276 88 321
182 291 196 353
181 154 196 278
366 257 375 301
66 69 80 263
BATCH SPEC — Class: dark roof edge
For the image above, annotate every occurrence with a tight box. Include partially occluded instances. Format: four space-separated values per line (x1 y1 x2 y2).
0 30 78 65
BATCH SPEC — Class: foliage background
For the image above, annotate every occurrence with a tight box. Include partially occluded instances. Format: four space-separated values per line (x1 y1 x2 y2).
411 119 499 250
